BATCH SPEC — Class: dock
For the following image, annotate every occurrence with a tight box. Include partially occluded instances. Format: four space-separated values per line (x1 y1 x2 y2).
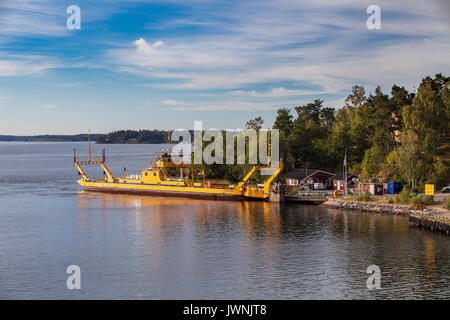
285 191 329 204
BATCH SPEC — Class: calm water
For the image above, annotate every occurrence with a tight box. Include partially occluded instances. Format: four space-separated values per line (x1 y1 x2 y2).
0 142 449 299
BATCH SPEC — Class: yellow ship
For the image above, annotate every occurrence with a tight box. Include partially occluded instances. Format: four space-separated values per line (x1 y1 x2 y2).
74 141 283 201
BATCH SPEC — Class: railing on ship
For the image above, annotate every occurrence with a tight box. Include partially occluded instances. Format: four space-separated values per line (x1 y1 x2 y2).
74 149 106 165
76 156 104 165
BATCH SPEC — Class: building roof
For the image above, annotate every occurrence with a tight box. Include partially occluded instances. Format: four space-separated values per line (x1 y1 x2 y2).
284 168 335 180
331 173 358 180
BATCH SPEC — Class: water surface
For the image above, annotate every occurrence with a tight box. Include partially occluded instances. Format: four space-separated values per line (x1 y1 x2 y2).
0 142 449 299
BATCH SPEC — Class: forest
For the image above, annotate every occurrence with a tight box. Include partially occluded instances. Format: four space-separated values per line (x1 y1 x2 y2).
271 73 449 190
96 130 169 144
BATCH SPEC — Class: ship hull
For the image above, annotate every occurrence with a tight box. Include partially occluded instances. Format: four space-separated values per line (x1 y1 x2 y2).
83 186 263 201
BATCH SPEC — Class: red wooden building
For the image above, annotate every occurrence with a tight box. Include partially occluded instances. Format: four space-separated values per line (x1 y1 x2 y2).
358 182 384 195
284 169 335 190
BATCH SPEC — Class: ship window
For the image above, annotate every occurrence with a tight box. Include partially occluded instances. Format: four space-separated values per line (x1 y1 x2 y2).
145 172 148 176
153 173 156 176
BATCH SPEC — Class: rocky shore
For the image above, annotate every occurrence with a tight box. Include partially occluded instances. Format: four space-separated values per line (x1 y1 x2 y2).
322 199 450 235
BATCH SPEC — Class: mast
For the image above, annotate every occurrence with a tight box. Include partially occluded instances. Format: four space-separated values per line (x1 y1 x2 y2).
88 129 91 163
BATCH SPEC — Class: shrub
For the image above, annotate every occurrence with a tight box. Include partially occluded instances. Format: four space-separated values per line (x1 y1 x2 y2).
387 198 394 204
423 195 434 205
411 198 425 209
411 194 434 209
445 197 450 210
357 192 372 201
398 187 411 204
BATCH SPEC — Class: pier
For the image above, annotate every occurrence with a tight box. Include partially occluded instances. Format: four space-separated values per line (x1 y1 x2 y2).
285 191 329 204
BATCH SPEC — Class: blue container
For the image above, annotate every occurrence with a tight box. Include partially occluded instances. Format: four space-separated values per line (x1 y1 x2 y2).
388 182 402 194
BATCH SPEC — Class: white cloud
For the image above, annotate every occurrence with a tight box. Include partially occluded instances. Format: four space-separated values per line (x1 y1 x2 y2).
161 99 187 105
0 0 133 40
109 0 450 97
324 98 346 110
172 101 276 112
134 38 164 50
41 104 57 109
152 40 164 48
0 54 58 76
0 1 67 39
170 97 324 112
230 87 332 97
2 0 449 115
170 96 358 112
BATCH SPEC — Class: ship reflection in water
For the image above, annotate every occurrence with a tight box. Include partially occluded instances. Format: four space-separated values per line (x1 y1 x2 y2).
74 191 450 300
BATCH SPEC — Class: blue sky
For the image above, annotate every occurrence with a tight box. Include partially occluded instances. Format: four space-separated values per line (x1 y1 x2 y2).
0 0 449 134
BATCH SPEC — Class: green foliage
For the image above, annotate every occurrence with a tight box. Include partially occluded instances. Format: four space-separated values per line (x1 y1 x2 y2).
411 194 434 209
398 187 411 204
445 197 450 210
284 99 337 171
396 74 450 188
245 117 264 130
272 73 449 190
192 128 279 184
357 192 372 201
97 130 169 144
361 145 384 180
273 108 293 136
382 150 402 182
273 109 294 169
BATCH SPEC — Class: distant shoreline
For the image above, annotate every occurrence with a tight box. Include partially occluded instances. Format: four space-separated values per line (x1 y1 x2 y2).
0 134 103 142
0 130 170 143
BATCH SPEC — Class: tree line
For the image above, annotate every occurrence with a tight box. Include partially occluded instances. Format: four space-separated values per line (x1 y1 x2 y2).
0 134 103 142
271 73 449 190
96 130 170 144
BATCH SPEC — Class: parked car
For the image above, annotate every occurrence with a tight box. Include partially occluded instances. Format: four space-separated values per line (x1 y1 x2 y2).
441 185 450 193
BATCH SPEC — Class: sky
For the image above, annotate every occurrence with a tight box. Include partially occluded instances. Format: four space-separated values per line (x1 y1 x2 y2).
0 0 449 135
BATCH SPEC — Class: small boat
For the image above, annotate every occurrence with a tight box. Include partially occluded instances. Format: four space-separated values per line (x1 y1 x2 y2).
74 140 283 201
